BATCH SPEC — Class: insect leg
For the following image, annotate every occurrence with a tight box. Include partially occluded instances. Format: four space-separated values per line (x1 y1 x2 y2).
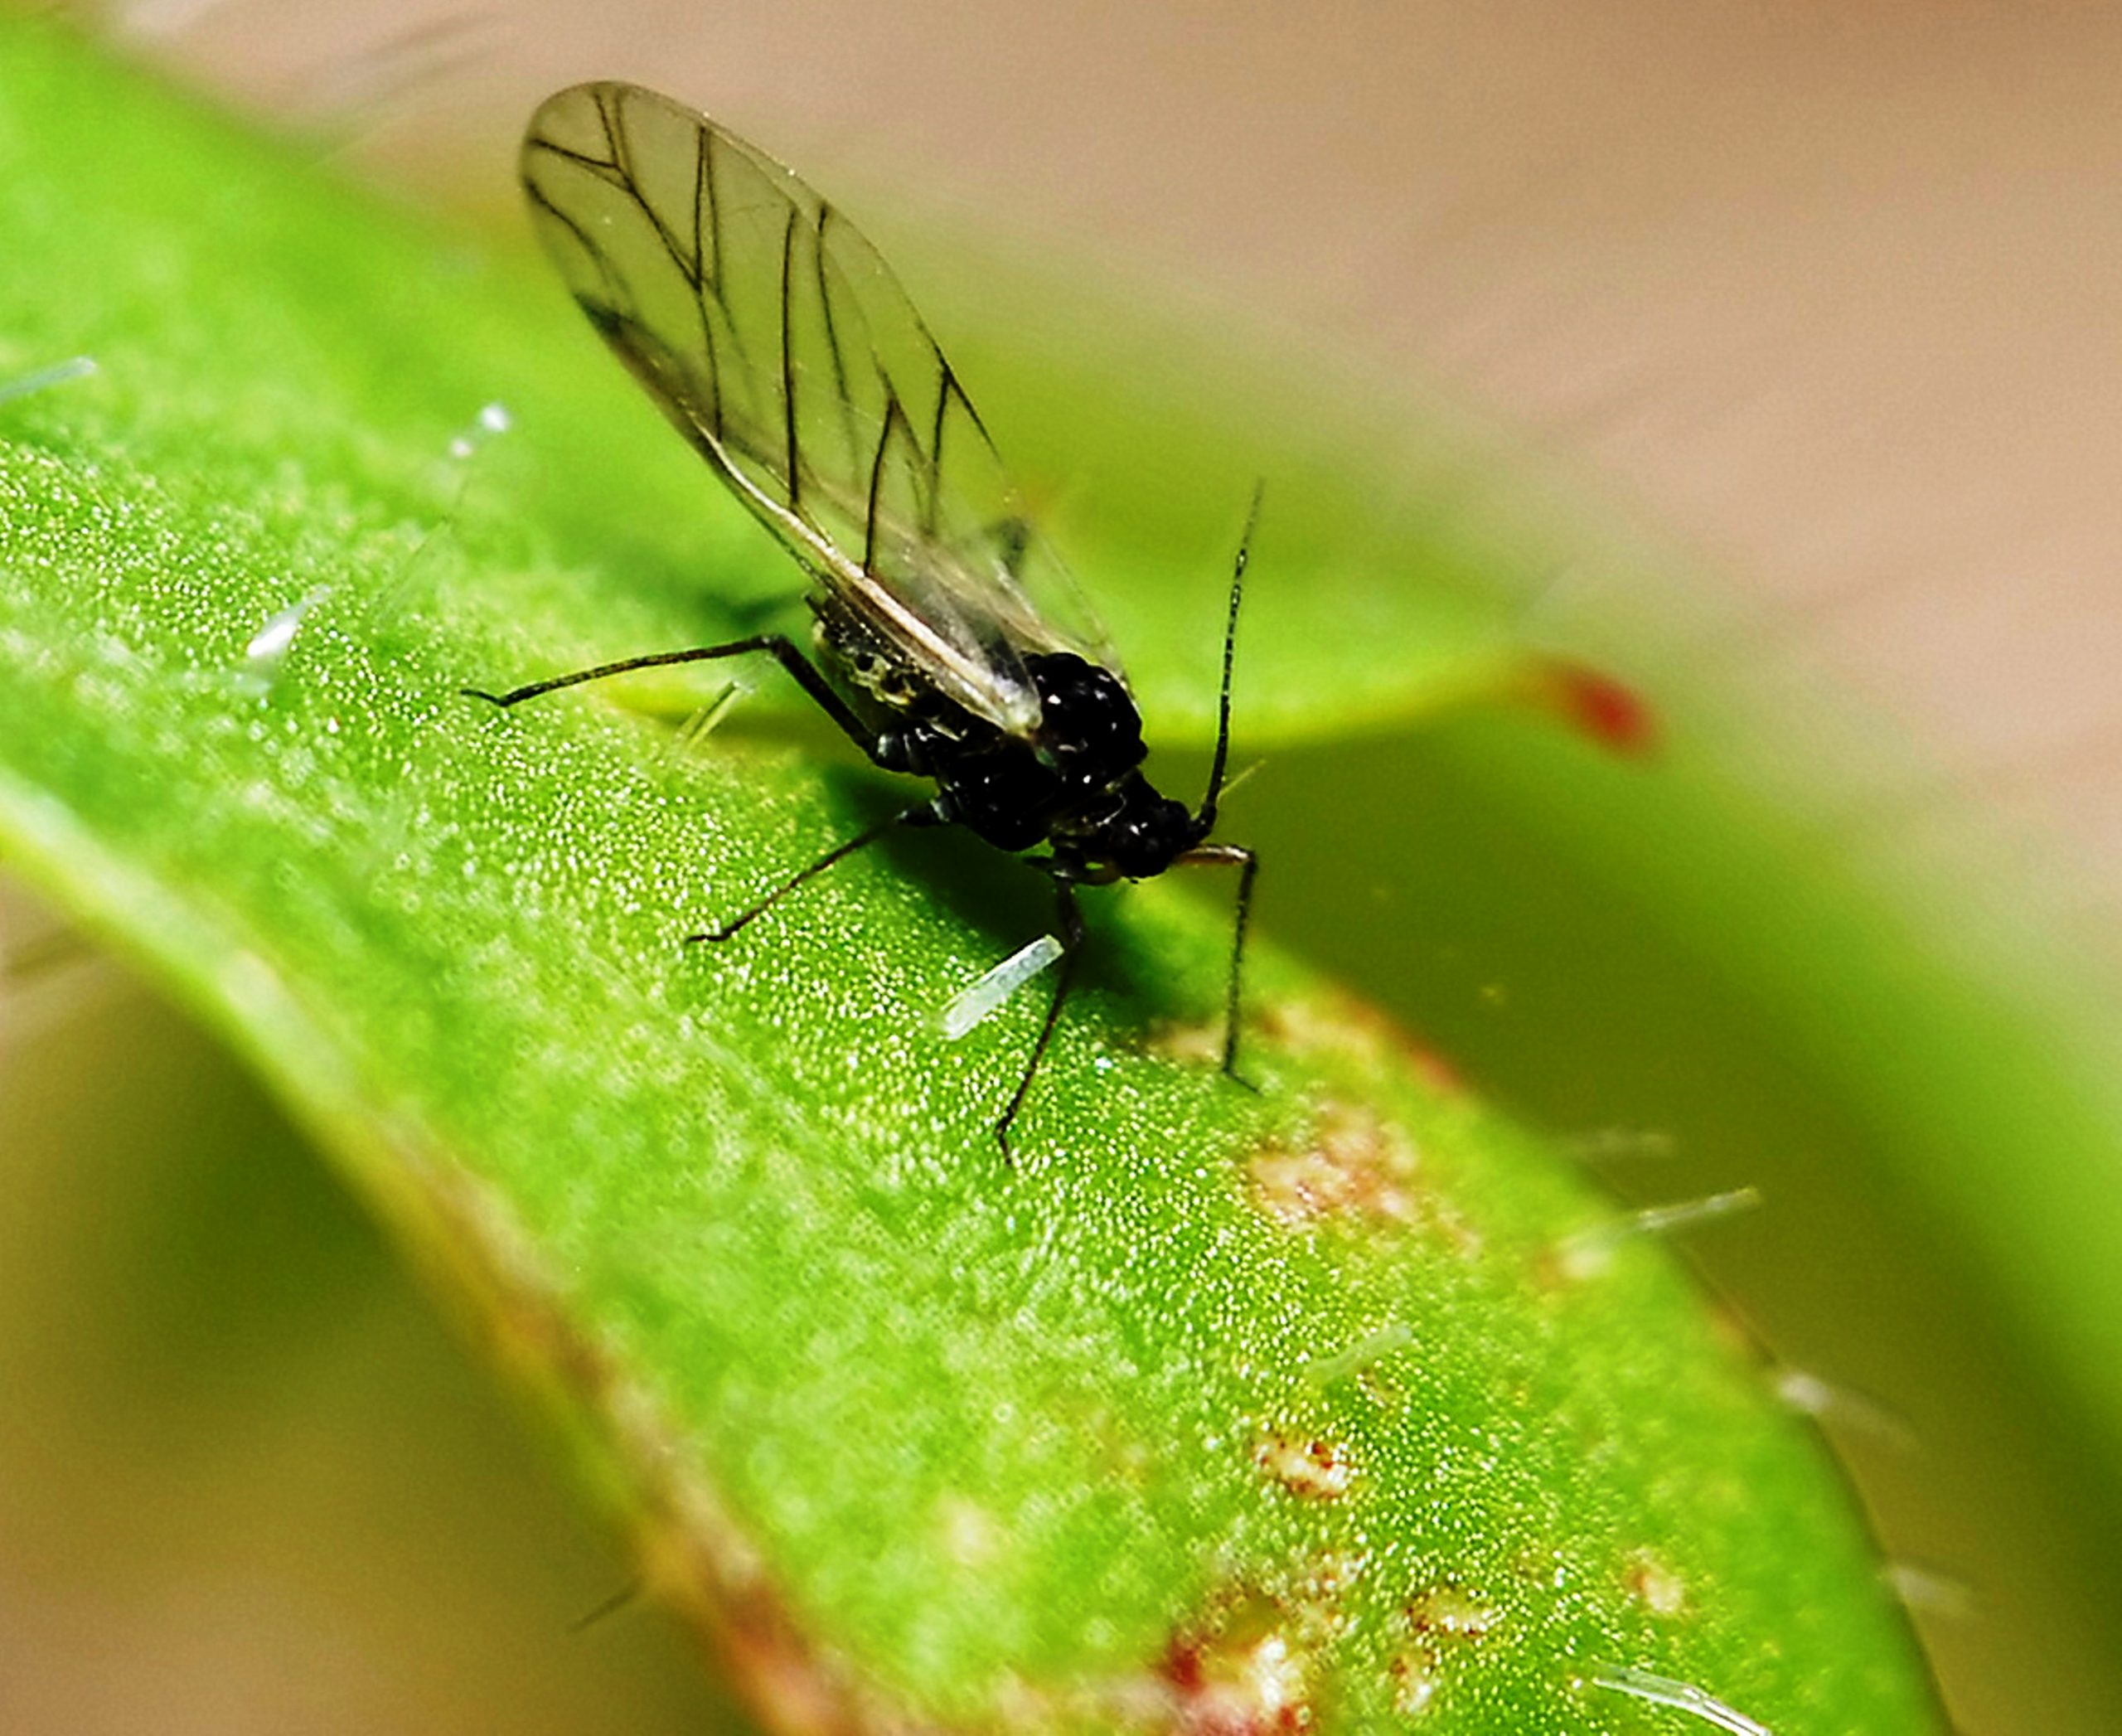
994 878 1087 1161
686 803 939 944
1175 842 1260 1089
463 634 877 759
1193 483 1262 835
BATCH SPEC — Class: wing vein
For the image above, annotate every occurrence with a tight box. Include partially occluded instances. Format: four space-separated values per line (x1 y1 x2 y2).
520 80 1125 735
779 208 802 513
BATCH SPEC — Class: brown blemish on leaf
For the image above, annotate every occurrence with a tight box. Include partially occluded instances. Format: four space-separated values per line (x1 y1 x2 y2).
400 1152 941 1736
1622 1549 1688 1617
1160 1587 1314 1735
1377 1587 1500 1724
1155 990 1464 1098
1397 1041 1463 1098
1388 1646 1441 1718
1248 1099 1480 1257
1252 1101 1416 1227
1405 1585 1501 1641
1254 1433 1356 1501
1151 1016 1232 1069
1120 1549 1362 1733
1254 993 1466 1095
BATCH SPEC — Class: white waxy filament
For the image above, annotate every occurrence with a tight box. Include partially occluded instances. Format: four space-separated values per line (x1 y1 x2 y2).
245 586 332 669
1584 1666 1773 1735
0 356 96 404
940 934 1063 1040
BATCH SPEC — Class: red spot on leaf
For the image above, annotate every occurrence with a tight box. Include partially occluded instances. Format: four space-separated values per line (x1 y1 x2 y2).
1533 657 1658 756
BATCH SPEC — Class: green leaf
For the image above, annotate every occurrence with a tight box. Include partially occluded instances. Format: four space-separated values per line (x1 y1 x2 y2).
0 21 1940 1733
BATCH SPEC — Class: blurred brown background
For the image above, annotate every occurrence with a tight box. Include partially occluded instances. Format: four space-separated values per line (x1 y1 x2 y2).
10 2 2122 1733
138 0 2122 895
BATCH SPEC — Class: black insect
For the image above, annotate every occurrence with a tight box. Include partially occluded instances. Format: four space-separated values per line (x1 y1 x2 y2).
468 81 1259 1153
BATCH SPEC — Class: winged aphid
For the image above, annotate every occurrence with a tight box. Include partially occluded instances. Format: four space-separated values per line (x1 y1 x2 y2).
468 82 1259 1152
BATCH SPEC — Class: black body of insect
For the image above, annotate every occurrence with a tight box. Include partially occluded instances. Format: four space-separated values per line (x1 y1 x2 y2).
468 81 1258 1153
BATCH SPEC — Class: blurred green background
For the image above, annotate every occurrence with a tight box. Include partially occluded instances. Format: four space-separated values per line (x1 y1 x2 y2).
7 5 2122 1732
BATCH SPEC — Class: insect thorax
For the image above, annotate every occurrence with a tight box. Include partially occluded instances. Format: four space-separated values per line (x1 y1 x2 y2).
816 613 1193 874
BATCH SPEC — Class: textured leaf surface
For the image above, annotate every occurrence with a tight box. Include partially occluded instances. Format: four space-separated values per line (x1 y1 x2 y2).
0 22 1941 1734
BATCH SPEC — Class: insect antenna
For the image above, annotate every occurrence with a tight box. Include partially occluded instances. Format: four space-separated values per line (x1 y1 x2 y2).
1167 485 1268 1089
1194 482 1262 839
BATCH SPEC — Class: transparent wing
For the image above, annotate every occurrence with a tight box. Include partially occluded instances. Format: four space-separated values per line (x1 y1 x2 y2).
520 80 1118 736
